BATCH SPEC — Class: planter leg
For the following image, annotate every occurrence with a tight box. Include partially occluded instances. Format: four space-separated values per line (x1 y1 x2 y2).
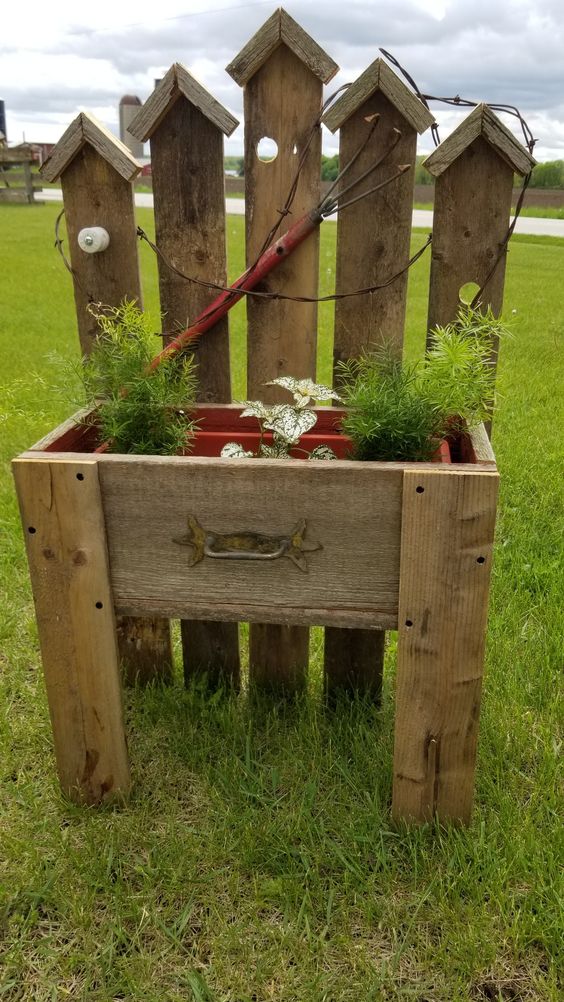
392 469 498 825
13 458 131 805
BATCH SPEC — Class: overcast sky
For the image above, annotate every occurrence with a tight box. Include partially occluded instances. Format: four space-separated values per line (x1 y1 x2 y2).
2 0 563 162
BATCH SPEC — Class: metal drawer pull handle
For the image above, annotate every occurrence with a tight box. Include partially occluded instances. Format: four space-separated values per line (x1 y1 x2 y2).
174 516 321 573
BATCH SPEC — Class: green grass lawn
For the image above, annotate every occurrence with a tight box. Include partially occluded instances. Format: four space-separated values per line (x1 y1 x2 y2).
0 204 562 1001
413 201 564 220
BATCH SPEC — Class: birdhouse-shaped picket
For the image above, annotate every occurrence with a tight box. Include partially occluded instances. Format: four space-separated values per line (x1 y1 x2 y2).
323 58 435 362
128 64 239 404
423 103 535 333
40 113 142 356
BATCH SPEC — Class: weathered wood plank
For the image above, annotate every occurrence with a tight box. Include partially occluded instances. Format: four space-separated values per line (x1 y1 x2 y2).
323 58 434 135
242 40 326 691
392 468 498 824
331 91 418 363
150 99 232 400
60 142 173 682
60 144 143 356
325 82 423 698
150 92 240 688
426 134 515 401
12 457 130 804
226 8 338 87
324 628 385 702
128 63 238 141
97 456 403 623
423 104 535 179
41 112 140 183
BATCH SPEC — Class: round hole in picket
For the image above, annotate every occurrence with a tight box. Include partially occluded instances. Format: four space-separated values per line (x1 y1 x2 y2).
28 526 36 534
476 556 486 564
256 137 278 163
95 601 104 609
76 472 84 481
459 281 481 305
416 485 425 494
405 619 414 628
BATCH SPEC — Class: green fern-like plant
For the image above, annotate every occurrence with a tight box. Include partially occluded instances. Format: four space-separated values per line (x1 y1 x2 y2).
82 302 198 455
339 307 508 462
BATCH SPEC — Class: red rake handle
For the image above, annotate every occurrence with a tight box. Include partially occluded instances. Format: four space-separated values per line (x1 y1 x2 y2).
148 208 323 372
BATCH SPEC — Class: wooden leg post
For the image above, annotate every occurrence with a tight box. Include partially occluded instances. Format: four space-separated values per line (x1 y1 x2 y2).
392 469 498 825
13 458 131 805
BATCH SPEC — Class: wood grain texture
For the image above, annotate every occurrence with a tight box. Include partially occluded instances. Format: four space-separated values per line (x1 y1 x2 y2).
423 104 535 179
325 91 419 695
323 58 434 135
129 63 238 141
332 91 418 365
226 8 338 86
244 45 322 396
12 458 130 804
242 41 324 691
151 98 232 401
426 135 515 380
150 93 240 685
60 143 173 682
97 455 403 626
324 628 385 702
41 112 140 183
60 143 142 356
392 468 499 824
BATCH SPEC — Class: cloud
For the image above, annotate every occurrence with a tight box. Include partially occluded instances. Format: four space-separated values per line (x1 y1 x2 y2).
2 0 563 158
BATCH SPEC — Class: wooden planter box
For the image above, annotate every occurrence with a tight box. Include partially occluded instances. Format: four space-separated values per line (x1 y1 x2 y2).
13 406 498 823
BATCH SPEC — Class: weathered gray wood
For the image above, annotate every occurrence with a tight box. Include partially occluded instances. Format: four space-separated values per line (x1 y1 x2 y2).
226 8 338 87
324 628 385 703
41 112 140 183
96 454 404 625
149 92 240 687
426 135 514 344
393 468 498 824
323 58 434 135
331 92 419 364
325 78 426 697
423 104 535 179
13 457 130 804
60 142 173 683
128 63 238 141
60 143 143 356
240 37 327 692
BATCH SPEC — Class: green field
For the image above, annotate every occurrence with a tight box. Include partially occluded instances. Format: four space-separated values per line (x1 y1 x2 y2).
1 204 562 1001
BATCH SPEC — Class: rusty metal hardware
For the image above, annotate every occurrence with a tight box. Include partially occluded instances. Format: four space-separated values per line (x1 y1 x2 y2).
173 516 321 573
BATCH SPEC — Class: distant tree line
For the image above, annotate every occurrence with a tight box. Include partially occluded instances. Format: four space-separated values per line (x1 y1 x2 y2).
225 155 564 188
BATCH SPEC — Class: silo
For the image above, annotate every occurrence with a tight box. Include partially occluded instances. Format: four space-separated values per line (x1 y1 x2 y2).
119 95 143 158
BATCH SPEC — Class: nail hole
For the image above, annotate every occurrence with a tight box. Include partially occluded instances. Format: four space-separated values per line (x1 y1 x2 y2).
28 526 36 534
95 601 104 609
476 556 486 564
256 136 278 163
416 486 424 494
405 619 413 628
76 473 84 481
276 245 284 255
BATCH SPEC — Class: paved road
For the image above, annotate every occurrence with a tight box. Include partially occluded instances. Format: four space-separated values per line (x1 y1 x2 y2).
40 189 564 237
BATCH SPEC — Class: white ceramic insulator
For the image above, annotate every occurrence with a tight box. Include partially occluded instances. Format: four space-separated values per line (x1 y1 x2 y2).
78 227 110 253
